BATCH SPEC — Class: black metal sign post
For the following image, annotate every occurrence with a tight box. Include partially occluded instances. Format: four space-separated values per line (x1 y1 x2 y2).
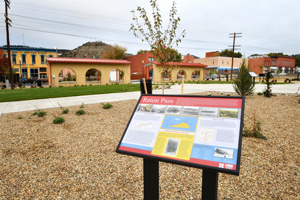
202 170 218 200
144 159 159 200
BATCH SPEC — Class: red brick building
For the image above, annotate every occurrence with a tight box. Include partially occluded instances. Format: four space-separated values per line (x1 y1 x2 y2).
248 55 295 74
124 51 155 80
205 51 220 58
182 54 195 63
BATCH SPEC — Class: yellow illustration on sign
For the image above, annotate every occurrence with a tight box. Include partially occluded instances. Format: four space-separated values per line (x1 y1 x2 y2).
151 131 195 160
170 122 190 128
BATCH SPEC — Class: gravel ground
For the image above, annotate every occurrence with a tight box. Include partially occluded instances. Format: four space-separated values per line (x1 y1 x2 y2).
0 92 299 199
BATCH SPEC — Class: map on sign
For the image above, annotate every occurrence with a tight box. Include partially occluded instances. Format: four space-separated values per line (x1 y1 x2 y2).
116 95 245 175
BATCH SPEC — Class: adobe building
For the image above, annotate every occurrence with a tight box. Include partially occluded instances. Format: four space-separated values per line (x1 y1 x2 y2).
124 51 155 80
248 55 295 74
147 61 207 83
47 57 131 87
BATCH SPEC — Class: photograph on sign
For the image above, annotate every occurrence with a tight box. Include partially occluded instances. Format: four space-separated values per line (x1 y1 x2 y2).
116 95 245 175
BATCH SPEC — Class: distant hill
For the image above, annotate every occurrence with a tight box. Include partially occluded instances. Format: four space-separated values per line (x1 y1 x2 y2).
60 41 110 58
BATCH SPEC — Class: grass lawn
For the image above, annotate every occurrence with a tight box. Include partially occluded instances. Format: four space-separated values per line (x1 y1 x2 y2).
0 84 141 102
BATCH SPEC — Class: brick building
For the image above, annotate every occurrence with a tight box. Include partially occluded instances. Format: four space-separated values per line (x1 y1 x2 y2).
124 51 155 80
182 54 199 63
248 55 295 74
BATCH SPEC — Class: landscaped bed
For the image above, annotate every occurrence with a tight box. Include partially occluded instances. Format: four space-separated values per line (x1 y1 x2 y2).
0 93 299 199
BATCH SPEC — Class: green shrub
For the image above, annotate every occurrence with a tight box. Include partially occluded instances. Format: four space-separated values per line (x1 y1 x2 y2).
232 60 254 96
80 103 85 108
263 72 273 97
59 85 63 87
53 116 65 124
90 84 92 86
49 85 52 88
62 108 69 114
226 94 231 96
102 103 113 109
257 92 263 96
37 111 47 117
1 86 6 90
76 109 86 115
32 110 47 117
18 116 23 119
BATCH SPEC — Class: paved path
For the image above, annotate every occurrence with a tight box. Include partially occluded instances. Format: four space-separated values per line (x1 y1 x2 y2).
1 83 299 116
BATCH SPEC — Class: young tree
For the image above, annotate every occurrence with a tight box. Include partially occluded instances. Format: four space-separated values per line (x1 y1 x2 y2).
220 49 242 58
263 72 273 97
102 44 127 59
0 49 9 76
233 60 255 96
130 0 186 94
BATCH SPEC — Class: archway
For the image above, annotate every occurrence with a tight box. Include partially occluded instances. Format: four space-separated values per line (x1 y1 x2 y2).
161 70 171 81
177 70 187 80
59 68 76 83
85 68 101 83
109 68 123 82
191 70 200 79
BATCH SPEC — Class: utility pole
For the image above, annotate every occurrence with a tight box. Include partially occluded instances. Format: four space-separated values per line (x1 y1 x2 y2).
4 0 14 89
229 32 242 81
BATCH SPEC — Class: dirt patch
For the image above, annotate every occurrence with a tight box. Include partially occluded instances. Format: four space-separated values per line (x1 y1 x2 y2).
0 95 299 199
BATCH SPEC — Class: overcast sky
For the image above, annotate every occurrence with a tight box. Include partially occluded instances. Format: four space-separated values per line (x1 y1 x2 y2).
1 0 299 58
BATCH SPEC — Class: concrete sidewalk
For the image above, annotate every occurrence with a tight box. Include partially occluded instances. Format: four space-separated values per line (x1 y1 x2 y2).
1 82 299 116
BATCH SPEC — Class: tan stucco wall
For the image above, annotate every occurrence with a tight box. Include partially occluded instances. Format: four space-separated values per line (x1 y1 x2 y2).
48 62 131 87
152 64 205 83
194 57 247 68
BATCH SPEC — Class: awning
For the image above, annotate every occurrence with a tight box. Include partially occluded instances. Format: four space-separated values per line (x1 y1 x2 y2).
218 67 239 70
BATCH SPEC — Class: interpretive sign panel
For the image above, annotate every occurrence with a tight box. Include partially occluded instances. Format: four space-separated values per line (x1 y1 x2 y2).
116 95 245 175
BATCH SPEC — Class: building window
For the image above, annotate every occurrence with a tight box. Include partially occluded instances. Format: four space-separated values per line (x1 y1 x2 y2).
40 68 47 72
22 68 27 78
41 55 45 64
22 54 26 64
30 68 39 78
149 57 154 61
12 54 16 64
272 60 276 65
31 54 36 64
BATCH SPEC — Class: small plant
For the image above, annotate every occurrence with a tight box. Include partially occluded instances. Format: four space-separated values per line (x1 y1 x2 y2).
226 94 231 96
76 109 86 115
74 84 77 87
90 84 92 86
32 109 47 117
207 93 211 96
102 103 113 109
257 92 263 96
80 103 85 108
49 85 52 88
18 116 23 119
243 111 266 140
106 83 108 85
37 111 47 117
53 116 65 124
59 85 63 87
62 108 69 114
1 86 6 90
30 85 36 88
39 86 43 88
